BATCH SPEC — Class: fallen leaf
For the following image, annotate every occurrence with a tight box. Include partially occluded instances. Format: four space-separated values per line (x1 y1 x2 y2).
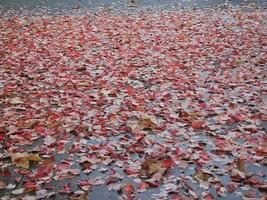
236 157 245 172
9 97 24 104
44 135 56 146
202 191 215 200
35 156 55 178
0 181 7 189
12 188 25 195
140 158 165 178
60 183 71 193
161 158 175 169
123 183 135 199
24 182 38 191
226 182 238 192
243 190 258 198
139 114 157 129
10 152 41 169
194 170 213 182
69 191 89 200
137 181 148 192
124 167 139 175
255 145 267 156
231 169 246 181
191 120 204 129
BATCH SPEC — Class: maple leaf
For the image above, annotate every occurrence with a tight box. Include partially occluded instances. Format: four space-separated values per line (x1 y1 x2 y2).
9 97 24 104
0 168 11 176
10 152 41 169
161 158 175 169
140 158 166 178
105 173 122 185
123 183 135 200
0 127 6 142
231 168 246 182
226 182 238 193
60 183 71 193
137 181 148 192
24 182 38 192
124 166 139 175
243 190 258 198
12 188 25 195
194 170 213 182
44 135 56 146
191 120 204 129
127 114 157 134
35 156 55 178
69 191 89 200
202 191 215 200
139 114 157 130
236 157 245 172
0 181 7 190
255 145 267 156
79 180 91 191
145 172 162 187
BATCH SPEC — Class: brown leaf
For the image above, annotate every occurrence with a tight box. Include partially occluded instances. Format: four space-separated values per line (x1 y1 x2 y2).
140 158 166 178
0 181 7 189
139 114 156 129
76 67 87 72
236 157 245 172
127 114 157 134
194 171 213 182
10 152 41 169
69 191 89 200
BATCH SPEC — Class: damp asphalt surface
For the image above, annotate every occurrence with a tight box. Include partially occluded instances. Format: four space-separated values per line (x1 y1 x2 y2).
0 0 266 14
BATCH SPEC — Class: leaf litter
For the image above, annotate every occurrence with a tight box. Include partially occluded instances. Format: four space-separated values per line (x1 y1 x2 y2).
0 4 267 200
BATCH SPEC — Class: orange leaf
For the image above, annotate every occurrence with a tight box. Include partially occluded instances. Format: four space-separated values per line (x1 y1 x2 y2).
192 120 204 129
161 158 175 169
123 183 135 199
138 181 148 191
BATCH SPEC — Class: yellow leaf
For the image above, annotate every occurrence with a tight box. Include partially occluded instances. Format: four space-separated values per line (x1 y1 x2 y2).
10 153 41 169
27 153 41 162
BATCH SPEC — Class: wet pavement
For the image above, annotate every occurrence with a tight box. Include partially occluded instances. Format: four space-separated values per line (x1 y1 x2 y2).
0 0 267 14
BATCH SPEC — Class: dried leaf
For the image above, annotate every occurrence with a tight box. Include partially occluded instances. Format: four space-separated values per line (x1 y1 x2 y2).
140 158 165 177
0 181 7 190
69 191 89 200
12 188 25 195
10 152 41 169
194 170 213 182
44 135 56 146
9 97 24 104
191 120 204 129
123 183 135 199
236 157 245 172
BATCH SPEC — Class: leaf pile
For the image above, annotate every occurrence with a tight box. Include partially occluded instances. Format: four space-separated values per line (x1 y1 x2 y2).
0 6 266 200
